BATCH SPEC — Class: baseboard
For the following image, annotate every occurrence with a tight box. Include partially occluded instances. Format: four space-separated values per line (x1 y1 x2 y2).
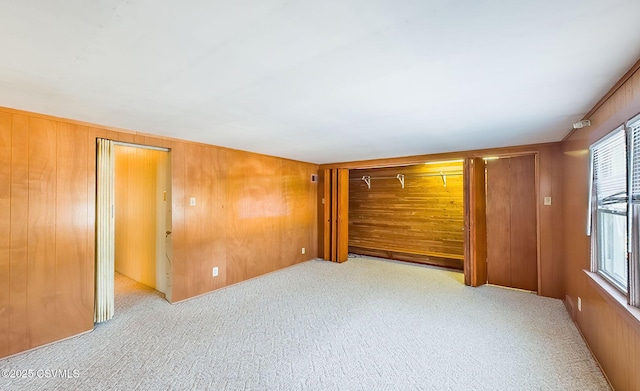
348 247 463 270
171 258 321 305
0 328 94 360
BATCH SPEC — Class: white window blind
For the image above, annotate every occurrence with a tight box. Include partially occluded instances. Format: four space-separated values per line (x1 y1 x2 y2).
590 126 627 292
630 116 640 204
593 128 627 207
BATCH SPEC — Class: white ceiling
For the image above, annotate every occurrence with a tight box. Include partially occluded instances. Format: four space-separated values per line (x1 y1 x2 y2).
1 1 640 164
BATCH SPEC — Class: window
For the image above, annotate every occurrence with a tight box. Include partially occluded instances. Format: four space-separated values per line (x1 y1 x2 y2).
590 127 627 292
589 115 640 307
628 115 640 306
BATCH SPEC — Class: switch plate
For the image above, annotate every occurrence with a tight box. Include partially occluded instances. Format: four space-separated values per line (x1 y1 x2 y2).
212 267 218 277
578 297 582 311
544 196 552 206
301 247 305 255
190 197 196 206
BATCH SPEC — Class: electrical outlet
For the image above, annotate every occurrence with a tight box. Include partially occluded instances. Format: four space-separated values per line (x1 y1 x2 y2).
212 267 218 277
578 297 582 312
301 247 305 255
190 197 196 206
544 196 552 206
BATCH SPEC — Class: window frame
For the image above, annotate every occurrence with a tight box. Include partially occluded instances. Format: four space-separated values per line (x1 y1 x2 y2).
626 113 640 307
588 125 628 294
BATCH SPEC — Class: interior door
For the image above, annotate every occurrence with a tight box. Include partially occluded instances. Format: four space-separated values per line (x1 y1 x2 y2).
164 196 173 302
463 157 487 287
486 155 537 291
163 154 173 301
323 168 349 263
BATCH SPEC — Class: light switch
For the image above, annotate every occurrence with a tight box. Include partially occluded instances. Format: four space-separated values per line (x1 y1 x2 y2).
190 197 196 206
544 196 552 206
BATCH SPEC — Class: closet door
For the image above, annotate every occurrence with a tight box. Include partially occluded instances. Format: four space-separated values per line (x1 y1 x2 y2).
463 157 487 287
323 168 349 263
486 155 537 291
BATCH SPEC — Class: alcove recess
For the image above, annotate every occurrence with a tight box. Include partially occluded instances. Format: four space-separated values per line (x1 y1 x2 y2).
348 161 464 269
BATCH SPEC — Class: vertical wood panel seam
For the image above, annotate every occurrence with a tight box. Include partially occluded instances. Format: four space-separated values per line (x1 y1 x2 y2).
53 121 58 340
6 115 13 353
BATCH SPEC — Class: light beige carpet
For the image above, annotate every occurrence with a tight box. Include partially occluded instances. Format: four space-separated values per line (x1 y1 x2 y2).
0 256 610 390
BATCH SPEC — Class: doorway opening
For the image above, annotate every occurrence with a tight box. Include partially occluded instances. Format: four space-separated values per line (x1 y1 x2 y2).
322 154 540 292
347 161 465 270
321 161 465 275
113 143 172 300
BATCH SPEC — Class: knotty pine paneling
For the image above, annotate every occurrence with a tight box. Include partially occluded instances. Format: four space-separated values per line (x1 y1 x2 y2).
562 60 640 390
0 105 319 357
349 162 464 268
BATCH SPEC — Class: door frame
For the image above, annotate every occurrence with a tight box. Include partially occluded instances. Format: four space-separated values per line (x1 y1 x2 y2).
98 140 173 304
469 152 541 290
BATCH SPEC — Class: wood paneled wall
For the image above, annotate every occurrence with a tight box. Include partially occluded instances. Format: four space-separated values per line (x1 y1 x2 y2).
580 276 640 391
348 162 464 269
0 113 95 358
562 60 640 391
0 106 318 358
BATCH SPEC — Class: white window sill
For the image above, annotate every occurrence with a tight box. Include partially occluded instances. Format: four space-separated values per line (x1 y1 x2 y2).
584 270 640 334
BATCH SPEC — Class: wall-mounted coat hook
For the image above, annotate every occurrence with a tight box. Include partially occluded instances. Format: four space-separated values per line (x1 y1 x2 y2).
397 174 405 189
440 172 447 187
362 175 371 189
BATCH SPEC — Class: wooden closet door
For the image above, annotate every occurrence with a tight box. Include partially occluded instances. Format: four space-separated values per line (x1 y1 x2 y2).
509 156 537 291
322 168 349 263
486 158 512 288
464 157 487 287
486 155 537 291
